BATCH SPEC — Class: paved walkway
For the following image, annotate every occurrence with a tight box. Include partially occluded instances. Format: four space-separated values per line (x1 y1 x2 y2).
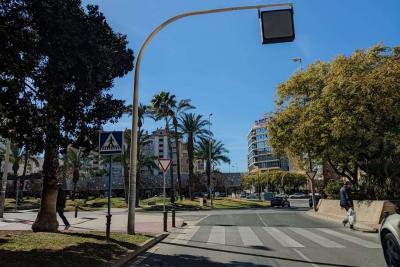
0 209 183 235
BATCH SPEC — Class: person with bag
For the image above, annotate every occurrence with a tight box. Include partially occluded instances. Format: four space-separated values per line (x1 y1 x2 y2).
339 181 355 229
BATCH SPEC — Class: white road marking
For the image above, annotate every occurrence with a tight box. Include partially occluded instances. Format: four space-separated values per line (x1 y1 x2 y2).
257 213 268 227
171 226 200 245
208 226 226 245
263 227 304 248
293 248 320 267
289 227 345 248
238 226 263 247
317 228 381 248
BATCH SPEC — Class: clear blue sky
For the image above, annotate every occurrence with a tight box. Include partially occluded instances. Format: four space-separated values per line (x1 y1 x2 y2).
83 0 399 172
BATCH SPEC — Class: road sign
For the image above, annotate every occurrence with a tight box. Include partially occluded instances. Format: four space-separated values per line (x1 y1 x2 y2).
99 131 123 155
158 158 172 173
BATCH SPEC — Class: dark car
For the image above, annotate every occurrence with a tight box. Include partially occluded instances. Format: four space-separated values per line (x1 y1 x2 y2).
271 197 290 208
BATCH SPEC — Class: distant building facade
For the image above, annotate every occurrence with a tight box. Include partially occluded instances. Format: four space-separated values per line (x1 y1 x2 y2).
247 113 289 172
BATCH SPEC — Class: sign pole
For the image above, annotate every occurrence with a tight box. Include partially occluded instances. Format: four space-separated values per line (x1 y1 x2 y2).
163 170 167 232
106 155 112 241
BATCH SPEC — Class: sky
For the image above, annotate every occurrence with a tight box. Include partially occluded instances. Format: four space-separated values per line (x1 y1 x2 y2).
82 0 399 172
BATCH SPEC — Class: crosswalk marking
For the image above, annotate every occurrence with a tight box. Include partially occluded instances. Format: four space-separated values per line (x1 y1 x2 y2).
289 227 345 248
263 227 304 248
171 226 200 245
171 226 381 250
317 228 381 248
208 226 226 245
238 226 263 247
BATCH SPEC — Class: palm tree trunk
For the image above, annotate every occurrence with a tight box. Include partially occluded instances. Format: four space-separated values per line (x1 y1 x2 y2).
0 139 11 218
173 122 182 200
16 150 29 209
188 133 194 200
206 160 211 200
165 119 174 204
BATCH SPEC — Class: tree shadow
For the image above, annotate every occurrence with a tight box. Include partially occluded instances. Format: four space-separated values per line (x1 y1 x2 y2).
0 242 125 267
62 231 150 251
127 253 273 267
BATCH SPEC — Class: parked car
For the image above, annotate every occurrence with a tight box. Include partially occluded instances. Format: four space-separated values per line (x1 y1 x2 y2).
240 192 247 198
380 210 400 267
270 197 290 208
219 192 227 197
275 193 289 198
288 193 307 199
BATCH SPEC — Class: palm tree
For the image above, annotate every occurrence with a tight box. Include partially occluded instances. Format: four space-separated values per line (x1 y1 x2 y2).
114 129 157 204
195 137 230 199
170 99 194 200
120 103 150 203
67 146 85 199
179 113 211 199
9 142 39 206
151 91 177 202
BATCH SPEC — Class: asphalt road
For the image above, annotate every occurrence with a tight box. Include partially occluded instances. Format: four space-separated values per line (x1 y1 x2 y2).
128 203 386 267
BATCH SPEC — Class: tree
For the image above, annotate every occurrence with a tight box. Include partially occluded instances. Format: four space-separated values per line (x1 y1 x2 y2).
268 44 400 199
179 113 210 199
195 137 230 199
66 146 86 199
1 1 134 232
114 128 157 205
150 91 177 202
170 99 194 200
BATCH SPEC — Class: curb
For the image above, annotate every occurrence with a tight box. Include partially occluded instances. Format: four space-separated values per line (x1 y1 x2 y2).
306 210 378 232
112 232 169 267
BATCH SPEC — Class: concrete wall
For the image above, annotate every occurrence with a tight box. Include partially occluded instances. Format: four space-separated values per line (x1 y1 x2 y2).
316 199 399 229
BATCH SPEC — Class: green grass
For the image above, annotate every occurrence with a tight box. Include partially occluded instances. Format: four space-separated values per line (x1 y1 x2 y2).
65 197 127 212
0 230 150 267
5 198 40 210
141 196 270 210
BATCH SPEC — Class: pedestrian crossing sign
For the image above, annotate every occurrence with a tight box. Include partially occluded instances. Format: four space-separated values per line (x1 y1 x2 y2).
99 131 123 155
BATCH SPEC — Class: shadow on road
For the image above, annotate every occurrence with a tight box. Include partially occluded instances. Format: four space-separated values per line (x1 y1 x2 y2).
160 241 358 267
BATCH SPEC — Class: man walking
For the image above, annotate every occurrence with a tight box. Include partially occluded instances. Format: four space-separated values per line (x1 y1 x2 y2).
57 186 70 230
340 181 354 229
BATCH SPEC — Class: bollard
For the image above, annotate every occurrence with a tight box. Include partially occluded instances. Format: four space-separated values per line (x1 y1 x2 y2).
172 208 176 228
74 203 78 218
106 214 112 242
163 210 168 232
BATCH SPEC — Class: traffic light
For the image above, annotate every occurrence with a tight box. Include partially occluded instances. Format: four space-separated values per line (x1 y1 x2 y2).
260 8 295 44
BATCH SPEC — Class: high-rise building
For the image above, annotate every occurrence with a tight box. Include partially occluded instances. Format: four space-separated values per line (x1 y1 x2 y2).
247 113 289 172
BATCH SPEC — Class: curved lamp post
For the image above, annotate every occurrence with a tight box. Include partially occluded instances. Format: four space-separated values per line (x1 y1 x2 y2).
128 3 294 234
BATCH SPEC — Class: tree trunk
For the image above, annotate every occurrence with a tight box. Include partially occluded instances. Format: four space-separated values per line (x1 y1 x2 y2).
206 160 211 200
173 122 182 201
123 163 129 203
0 139 11 218
32 145 59 232
187 133 194 200
165 120 174 204
16 151 29 209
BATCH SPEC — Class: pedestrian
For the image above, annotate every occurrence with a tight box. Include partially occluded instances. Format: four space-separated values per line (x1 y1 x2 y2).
339 181 354 229
57 185 71 230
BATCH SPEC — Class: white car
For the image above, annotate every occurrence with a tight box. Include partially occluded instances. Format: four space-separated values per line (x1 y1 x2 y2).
288 193 307 199
380 211 400 267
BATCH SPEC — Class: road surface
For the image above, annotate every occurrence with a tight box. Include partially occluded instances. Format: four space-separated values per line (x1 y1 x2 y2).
128 206 386 267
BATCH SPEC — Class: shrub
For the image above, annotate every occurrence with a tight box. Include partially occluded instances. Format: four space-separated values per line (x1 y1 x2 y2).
325 179 342 199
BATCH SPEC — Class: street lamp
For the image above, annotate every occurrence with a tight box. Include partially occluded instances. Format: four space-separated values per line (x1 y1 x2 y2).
128 3 295 234
291 57 302 71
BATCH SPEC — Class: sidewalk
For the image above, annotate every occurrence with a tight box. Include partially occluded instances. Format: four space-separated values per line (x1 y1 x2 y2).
0 209 184 235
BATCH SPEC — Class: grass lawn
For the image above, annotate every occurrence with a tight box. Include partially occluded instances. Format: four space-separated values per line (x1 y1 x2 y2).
0 230 150 267
64 197 127 212
141 196 270 210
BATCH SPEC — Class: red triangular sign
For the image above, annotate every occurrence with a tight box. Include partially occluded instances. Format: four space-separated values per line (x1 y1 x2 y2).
158 158 172 172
